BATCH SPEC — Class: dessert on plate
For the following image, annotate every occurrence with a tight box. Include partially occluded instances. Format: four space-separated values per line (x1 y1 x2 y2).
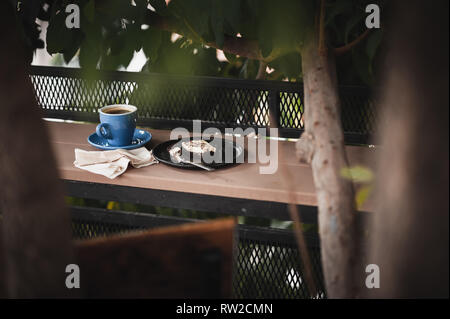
181 139 216 154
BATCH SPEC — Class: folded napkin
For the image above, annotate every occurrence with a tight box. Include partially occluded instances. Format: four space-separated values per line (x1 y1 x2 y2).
74 147 158 179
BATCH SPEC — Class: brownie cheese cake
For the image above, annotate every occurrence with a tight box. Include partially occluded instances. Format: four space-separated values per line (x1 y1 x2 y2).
181 140 216 154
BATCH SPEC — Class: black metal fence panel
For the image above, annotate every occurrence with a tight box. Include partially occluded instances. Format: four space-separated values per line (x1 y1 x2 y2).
29 66 377 144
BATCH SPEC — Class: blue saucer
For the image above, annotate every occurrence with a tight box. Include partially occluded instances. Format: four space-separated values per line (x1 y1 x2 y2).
88 129 152 150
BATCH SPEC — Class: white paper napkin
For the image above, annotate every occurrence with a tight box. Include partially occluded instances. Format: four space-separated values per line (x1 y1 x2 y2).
74 147 158 179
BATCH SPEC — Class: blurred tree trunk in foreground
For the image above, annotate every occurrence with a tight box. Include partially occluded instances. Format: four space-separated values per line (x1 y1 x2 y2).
0 3 77 297
368 0 449 298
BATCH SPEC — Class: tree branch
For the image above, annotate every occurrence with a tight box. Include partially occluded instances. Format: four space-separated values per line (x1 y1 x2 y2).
296 132 315 164
256 61 267 80
333 29 371 56
318 0 327 56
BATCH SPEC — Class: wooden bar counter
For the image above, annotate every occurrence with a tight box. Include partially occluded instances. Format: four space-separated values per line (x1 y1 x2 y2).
47 121 377 213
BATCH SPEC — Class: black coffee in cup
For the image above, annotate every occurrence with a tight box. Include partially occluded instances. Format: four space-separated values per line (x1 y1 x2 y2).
103 107 131 114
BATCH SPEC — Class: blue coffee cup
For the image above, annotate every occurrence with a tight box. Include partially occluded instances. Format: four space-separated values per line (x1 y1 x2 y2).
96 104 137 147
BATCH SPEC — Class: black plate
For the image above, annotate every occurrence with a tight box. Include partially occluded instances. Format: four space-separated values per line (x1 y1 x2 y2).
152 137 244 170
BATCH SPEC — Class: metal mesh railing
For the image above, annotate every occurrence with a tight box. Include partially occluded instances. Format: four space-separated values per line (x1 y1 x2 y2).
234 239 325 299
29 66 376 144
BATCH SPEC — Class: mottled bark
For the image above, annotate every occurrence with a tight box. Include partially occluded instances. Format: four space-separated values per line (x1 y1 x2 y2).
0 3 78 297
296 35 357 298
367 0 449 298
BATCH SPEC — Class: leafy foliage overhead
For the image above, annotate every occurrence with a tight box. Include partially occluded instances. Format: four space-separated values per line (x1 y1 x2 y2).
14 0 383 84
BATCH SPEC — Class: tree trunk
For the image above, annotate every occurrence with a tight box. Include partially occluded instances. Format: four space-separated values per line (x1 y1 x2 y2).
0 3 78 297
296 34 357 298
367 0 449 298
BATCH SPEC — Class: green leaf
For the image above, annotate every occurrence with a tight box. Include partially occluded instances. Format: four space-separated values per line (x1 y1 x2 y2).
95 0 134 19
255 0 313 54
128 23 144 52
344 13 364 43
223 0 241 33
239 58 249 78
366 29 383 61
46 11 69 54
149 0 167 12
47 9 84 62
142 28 162 62
79 42 99 69
268 52 302 79
341 166 374 183
134 0 149 8
62 31 84 63
246 0 260 12
224 52 237 63
115 38 135 68
78 21 102 69
326 0 352 25
259 38 273 58
83 0 95 23
169 0 210 38
355 185 373 210
211 0 225 48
